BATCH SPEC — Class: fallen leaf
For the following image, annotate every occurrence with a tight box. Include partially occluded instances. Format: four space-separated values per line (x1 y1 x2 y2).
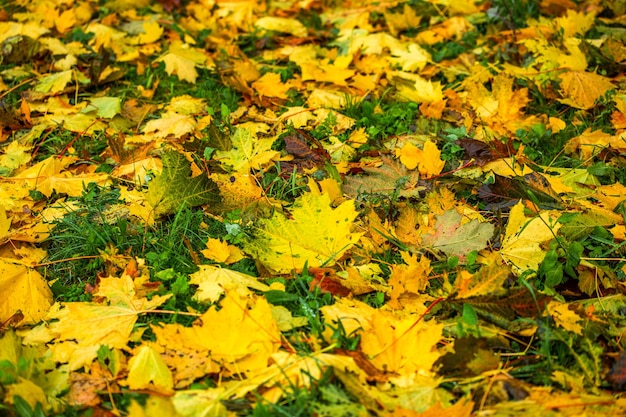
243 192 361 274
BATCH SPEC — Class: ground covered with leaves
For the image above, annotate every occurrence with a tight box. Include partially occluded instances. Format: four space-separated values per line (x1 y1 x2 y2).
1 0 626 415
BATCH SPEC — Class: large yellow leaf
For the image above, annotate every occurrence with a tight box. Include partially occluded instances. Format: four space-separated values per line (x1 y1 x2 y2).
14 156 110 197
243 192 362 274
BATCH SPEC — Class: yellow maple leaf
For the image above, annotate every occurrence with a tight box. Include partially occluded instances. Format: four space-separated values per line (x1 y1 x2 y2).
189 264 268 303
214 127 280 172
384 4 422 36
254 16 308 37
396 140 445 177
500 202 561 275
201 237 245 264
388 252 433 308
23 274 171 370
0 141 32 173
454 262 510 299
252 72 291 99
15 156 110 197
134 20 163 45
243 192 362 274
300 59 356 87
0 259 52 326
555 10 596 38
154 41 212 83
159 293 280 375
362 310 444 375
558 71 615 110
33 70 73 94
127 344 174 395
392 73 443 103
141 112 196 138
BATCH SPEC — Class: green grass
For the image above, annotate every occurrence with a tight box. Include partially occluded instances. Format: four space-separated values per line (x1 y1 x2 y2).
41 184 228 304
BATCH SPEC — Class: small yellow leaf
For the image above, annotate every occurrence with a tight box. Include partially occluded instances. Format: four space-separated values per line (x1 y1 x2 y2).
555 10 596 38
396 142 421 170
547 301 583 335
202 237 245 264
252 72 290 99
214 128 280 172
395 75 443 103
396 140 444 176
33 70 73 94
136 21 163 45
420 140 445 176
142 112 196 138
0 141 32 173
255 16 308 37
155 41 212 83
127 344 174 394
189 265 268 303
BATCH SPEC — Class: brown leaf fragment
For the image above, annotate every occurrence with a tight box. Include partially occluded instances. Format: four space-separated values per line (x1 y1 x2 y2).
608 350 626 390
478 174 563 211
309 268 352 297
457 287 550 330
334 349 390 383
435 336 500 377
280 130 329 174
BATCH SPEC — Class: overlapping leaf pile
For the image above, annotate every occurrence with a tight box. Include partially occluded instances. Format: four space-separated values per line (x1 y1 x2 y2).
1 0 626 415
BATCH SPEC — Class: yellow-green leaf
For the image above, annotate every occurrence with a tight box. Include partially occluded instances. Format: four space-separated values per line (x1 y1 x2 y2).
243 192 362 274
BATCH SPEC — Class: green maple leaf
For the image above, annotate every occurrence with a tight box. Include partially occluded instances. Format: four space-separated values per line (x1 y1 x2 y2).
147 151 220 215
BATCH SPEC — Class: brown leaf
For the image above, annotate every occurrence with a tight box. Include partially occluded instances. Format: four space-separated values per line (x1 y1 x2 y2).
608 350 626 390
280 130 329 174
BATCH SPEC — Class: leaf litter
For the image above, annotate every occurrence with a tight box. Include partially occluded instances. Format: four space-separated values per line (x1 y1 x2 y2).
1 0 626 415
